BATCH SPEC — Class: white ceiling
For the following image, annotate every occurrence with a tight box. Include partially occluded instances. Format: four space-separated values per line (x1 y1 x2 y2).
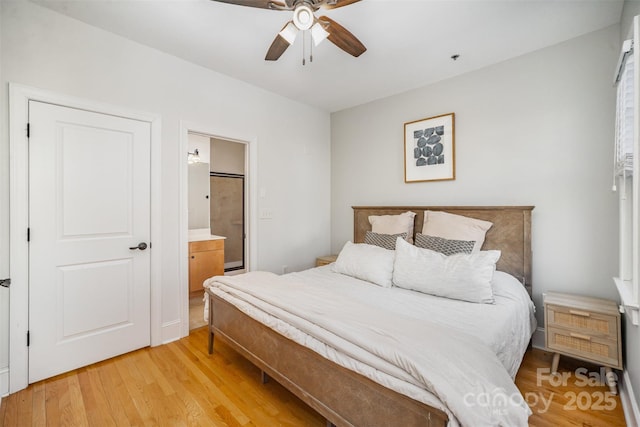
33 0 624 112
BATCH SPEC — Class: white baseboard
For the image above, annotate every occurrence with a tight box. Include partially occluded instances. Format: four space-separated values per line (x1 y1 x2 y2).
0 367 9 399
161 319 182 345
620 369 640 427
532 327 545 349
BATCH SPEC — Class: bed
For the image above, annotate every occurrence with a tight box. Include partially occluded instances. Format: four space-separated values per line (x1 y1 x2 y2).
205 206 535 426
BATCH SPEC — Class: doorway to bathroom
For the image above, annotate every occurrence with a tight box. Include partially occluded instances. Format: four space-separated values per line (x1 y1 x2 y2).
182 125 255 334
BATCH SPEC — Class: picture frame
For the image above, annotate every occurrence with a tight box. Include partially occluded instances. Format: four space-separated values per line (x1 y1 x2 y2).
404 113 455 183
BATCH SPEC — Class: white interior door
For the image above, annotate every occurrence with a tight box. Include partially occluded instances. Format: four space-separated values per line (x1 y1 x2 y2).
28 100 151 383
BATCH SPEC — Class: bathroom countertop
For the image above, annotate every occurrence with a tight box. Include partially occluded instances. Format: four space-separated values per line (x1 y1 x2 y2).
188 229 226 242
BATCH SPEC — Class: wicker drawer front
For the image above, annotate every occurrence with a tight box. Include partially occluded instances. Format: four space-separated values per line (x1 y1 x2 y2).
547 327 620 368
546 304 616 339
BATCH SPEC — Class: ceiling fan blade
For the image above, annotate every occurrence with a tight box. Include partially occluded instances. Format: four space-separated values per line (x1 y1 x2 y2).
265 31 293 61
265 35 291 60
266 21 297 60
322 0 361 10
210 0 286 9
318 16 366 57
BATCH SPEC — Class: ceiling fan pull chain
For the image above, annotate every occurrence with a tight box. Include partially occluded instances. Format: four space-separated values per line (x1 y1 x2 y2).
302 30 306 65
310 31 314 63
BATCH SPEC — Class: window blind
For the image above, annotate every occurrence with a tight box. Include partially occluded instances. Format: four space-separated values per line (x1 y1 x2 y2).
615 48 634 176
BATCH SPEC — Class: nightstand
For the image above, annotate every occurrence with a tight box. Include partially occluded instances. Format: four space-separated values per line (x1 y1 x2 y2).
544 292 622 394
315 255 337 267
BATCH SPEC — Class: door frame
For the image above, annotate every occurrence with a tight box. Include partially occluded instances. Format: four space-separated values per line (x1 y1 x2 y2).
179 121 257 337
8 83 163 393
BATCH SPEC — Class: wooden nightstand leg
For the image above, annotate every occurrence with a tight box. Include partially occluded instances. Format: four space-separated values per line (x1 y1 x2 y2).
551 352 560 374
605 367 618 395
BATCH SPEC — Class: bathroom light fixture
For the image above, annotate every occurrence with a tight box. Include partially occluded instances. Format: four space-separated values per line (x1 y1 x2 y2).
188 149 201 164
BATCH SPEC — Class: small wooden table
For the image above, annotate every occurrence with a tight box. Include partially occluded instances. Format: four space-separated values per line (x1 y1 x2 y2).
544 292 622 394
315 254 338 267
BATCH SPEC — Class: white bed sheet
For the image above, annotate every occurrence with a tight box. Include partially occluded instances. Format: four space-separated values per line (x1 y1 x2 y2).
307 267 535 375
204 266 536 426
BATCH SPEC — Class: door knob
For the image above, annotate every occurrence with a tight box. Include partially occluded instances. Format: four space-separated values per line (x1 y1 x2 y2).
129 242 148 251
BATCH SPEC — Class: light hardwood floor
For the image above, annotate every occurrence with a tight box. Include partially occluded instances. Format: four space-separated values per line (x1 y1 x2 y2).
189 294 207 330
0 327 627 426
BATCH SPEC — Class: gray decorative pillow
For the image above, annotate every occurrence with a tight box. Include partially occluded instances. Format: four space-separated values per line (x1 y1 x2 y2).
364 231 407 250
415 233 475 256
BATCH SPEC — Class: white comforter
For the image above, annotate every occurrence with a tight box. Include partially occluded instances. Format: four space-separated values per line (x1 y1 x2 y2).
205 267 534 426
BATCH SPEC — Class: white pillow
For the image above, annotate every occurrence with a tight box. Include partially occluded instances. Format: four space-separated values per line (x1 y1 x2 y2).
332 241 395 288
422 210 493 252
369 211 416 243
392 238 500 303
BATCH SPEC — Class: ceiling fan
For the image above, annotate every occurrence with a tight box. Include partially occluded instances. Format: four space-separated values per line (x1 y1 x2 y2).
211 0 366 61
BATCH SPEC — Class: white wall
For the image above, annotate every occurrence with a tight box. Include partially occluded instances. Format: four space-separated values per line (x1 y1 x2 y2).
0 0 330 394
331 25 620 325
211 138 245 175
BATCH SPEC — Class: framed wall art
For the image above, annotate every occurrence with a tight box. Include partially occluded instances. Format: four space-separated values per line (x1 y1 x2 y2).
404 113 455 183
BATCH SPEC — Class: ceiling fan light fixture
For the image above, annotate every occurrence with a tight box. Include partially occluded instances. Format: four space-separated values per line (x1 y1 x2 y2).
217 0 365 61
310 21 329 46
293 4 314 30
279 21 298 44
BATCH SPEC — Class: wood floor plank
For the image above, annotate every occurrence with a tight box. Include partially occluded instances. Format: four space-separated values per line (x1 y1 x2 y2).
160 339 248 421
115 353 161 425
30 382 46 427
87 364 130 427
2 394 19 426
76 367 116 427
149 344 229 426
42 377 60 427
0 394 6 425
15 380 33 426
54 374 74 426
0 327 628 427
68 373 90 426
97 359 144 426
55 373 90 426
170 340 254 424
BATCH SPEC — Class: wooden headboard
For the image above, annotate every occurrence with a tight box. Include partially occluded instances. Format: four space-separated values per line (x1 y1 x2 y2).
353 206 534 296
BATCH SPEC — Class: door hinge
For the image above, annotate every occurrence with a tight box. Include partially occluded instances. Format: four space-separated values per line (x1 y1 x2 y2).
27 228 30 242
27 331 30 347
0 278 10 288
27 123 30 138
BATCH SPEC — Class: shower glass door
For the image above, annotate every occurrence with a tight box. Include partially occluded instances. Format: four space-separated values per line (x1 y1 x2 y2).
210 173 245 271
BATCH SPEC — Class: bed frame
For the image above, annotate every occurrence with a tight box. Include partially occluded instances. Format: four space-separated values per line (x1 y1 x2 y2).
207 206 534 427
353 206 534 296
